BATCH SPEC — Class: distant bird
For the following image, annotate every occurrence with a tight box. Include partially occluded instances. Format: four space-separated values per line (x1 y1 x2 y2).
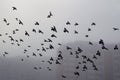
113 27 119 31
88 28 91 31
74 72 80 76
51 26 57 32
61 75 66 78
91 22 96 26
47 11 53 18
19 20 23 25
63 28 69 33
114 45 118 50
93 55 97 59
77 47 83 53
33 53 37 56
101 45 108 50
25 31 30 36
38 29 44 34
33 67 38 70
66 21 71 25
35 22 39 25
32 29 36 33
49 44 54 49
99 39 104 45
5 22 10 25
74 23 79 26
88 41 93 45
51 34 57 38
74 30 78 34
85 35 89 37
12 7 17 10
96 50 101 56
66 46 72 50
3 18 7 23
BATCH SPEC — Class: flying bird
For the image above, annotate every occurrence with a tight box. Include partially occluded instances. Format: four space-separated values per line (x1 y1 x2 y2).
12 7 17 10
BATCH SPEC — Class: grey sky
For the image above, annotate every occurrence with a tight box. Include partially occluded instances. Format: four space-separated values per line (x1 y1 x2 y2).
0 0 120 80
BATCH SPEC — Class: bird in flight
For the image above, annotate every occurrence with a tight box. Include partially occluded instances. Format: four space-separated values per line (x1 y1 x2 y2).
12 7 17 10
47 11 53 18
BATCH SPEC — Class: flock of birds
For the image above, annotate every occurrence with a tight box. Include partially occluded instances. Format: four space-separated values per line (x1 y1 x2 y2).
0 6 120 79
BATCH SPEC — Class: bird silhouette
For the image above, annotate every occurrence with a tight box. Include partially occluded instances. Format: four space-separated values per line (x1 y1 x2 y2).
63 28 69 33
12 7 17 10
47 11 53 18
113 27 119 31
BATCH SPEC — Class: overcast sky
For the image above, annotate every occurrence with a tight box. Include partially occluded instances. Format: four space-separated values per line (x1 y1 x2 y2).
0 0 120 80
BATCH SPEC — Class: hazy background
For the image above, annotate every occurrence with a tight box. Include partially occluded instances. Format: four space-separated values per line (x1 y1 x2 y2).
0 0 120 80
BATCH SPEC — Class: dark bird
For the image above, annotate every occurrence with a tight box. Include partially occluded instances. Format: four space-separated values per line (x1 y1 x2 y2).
74 30 78 34
51 26 57 32
47 38 52 42
83 65 87 71
66 46 72 50
32 29 36 33
61 75 66 78
39 53 42 57
49 44 54 49
47 11 53 18
74 23 79 26
3 18 7 23
58 54 63 60
63 28 69 33
51 34 57 38
99 39 104 45
82 55 87 59
88 41 93 45
8 36 14 41
19 20 23 25
74 72 80 76
38 29 44 34
12 7 17 10
93 55 97 59
42 47 46 52
35 22 39 25
113 27 119 31
15 18 18 21
96 50 101 56
56 60 61 64
50 57 54 61
85 35 89 37
19 39 24 42
77 47 83 53
101 45 108 50
33 53 37 56
114 45 119 50
4 52 8 54
66 21 71 25
88 28 91 31
91 22 96 26
33 67 38 70
76 65 79 69
6 23 10 26
25 31 30 36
